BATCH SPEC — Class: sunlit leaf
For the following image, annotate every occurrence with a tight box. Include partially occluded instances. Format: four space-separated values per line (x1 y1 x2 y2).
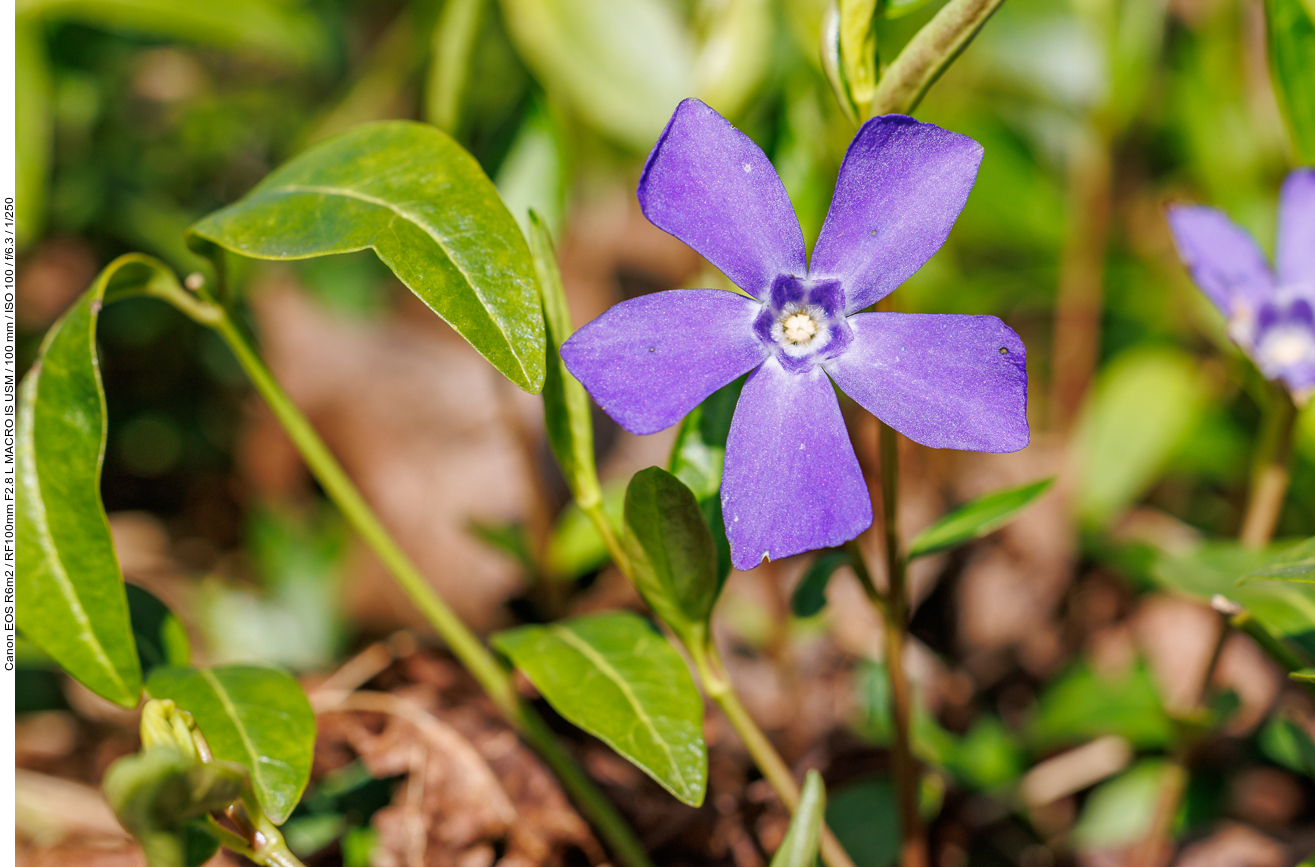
1292 669 1315 682
14 17 49 247
499 0 693 150
492 611 707 805
1071 761 1171 851
17 254 186 707
908 478 1053 560
146 665 315 824
1243 537 1315 583
838 0 879 110
1266 0 1315 162
17 0 330 68
189 121 546 393
1075 348 1208 527
791 549 852 618
546 481 626 580
623 467 722 643
769 770 826 867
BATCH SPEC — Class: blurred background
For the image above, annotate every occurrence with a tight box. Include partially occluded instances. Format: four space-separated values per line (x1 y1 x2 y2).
13 0 1315 864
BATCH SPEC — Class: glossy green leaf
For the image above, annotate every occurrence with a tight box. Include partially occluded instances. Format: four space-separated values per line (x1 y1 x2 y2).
17 0 330 68
1075 348 1208 527
127 585 192 679
532 211 601 512
791 549 852 618
1153 541 1315 657
189 121 546 393
498 0 694 150
103 746 244 867
770 770 826 867
907 478 1054 560
1243 537 1315 583
1266 0 1315 162
623 467 722 643
146 665 316 824
17 253 186 708
492 611 707 806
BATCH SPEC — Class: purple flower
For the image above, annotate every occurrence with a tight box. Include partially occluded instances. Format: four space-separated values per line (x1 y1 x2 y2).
1168 168 1315 402
561 99 1030 570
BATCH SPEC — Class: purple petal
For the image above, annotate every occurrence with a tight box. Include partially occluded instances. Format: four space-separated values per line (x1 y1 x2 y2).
722 358 872 570
808 115 984 314
1166 205 1275 316
638 99 806 299
1277 168 1315 287
825 313 1029 452
561 289 768 435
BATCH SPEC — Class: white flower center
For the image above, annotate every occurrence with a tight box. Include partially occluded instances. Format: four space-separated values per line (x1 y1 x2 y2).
782 312 818 345
1256 325 1315 370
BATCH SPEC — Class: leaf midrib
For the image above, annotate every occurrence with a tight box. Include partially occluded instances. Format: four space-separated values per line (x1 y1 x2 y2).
264 182 526 381
199 668 293 794
549 625 689 793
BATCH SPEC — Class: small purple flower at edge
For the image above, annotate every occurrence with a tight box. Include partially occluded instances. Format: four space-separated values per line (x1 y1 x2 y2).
561 99 1031 571
1167 169 1315 403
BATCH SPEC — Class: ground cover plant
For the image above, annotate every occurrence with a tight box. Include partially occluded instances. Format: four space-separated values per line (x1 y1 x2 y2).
12 0 1315 866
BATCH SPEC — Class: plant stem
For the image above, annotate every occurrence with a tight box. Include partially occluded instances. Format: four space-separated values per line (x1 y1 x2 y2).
579 503 857 867
867 0 1006 117
876 422 928 867
1239 383 1298 548
205 310 653 867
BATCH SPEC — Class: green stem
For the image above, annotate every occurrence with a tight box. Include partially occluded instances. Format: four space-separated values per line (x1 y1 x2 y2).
579 502 857 867
876 422 927 867
202 310 652 867
1239 383 1298 548
867 0 1006 117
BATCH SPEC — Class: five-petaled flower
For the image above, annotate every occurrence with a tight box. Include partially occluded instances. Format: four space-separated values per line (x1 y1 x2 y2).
562 99 1031 571
1168 168 1315 403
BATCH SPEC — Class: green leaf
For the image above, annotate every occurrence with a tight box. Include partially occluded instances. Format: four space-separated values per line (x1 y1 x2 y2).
1071 761 1171 851
821 3 861 123
1075 348 1208 527
491 611 707 806
17 253 186 707
882 0 939 18
17 0 330 68
1266 0 1315 162
496 104 567 238
103 746 245 867
668 377 743 584
15 17 49 247
1259 709 1315 776
946 716 1024 791
498 0 694 150
770 770 826 867
1293 669 1315 682
907 478 1054 560
1027 662 1172 751
127 586 192 678
146 665 316 824
531 211 601 512
1243 537 1315 583
468 520 537 575
791 549 852 618
838 0 879 111
188 121 546 393
546 481 627 580
825 779 898 867
623 467 722 643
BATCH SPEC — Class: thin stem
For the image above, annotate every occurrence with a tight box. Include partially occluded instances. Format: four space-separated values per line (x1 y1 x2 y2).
876 422 928 867
867 0 1006 117
579 501 857 867
204 311 652 867
1239 383 1298 548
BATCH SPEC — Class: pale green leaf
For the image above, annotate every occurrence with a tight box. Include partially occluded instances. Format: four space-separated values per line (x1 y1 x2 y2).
17 254 185 707
188 121 546 393
769 770 826 867
1244 537 1315 583
907 478 1053 560
15 17 49 248
1266 0 1315 162
492 611 707 806
146 665 316 824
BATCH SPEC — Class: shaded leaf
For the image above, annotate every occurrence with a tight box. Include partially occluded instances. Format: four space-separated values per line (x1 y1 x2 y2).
791 549 852 618
624 467 721 643
189 121 546 393
17 253 186 707
908 478 1053 560
1266 0 1315 162
17 0 330 68
468 520 537 575
498 0 694 150
770 770 826 867
825 779 898 867
668 376 743 583
492 611 707 806
146 665 315 824
1260 709 1315 776
15 16 49 247
1027 662 1172 751
127 586 192 678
